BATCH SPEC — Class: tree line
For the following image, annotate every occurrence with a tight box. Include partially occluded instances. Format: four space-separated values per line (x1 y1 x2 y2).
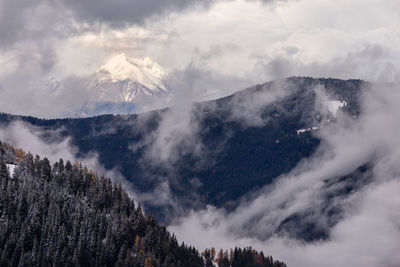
0 141 286 267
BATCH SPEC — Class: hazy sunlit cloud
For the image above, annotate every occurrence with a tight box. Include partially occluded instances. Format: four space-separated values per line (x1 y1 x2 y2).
1 0 400 117
1 0 400 263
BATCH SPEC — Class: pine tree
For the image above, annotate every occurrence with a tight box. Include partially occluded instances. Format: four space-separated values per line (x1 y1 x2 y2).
0 142 287 267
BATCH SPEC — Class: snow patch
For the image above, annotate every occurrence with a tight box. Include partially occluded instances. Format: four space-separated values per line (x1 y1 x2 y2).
297 126 319 135
326 100 347 117
6 164 17 176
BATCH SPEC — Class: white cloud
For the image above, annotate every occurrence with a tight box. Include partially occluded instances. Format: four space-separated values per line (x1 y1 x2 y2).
0 120 140 200
169 81 400 267
2 0 400 263
2 0 400 117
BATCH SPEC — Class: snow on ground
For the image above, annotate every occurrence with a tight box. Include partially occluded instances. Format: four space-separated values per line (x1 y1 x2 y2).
297 126 319 135
6 164 17 176
297 100 346 135
326 100 347 117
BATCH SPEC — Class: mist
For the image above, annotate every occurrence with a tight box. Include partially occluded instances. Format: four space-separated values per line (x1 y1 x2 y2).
1 0 400 264
168 81 400 267
0 120 142 201
2 71 399 266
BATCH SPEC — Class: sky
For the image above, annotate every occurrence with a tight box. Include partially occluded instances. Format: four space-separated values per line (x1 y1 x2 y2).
1 1 400 266
0 0 400 117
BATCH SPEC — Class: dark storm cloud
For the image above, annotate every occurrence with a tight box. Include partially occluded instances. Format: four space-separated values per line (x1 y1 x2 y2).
0 0 72 49
0 0 224 50
59 0 217 27
0 0 36 48
0 0 280 45
60 0 283 27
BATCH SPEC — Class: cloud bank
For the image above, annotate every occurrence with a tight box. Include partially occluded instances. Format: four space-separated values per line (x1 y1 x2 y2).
1 0 400 264
1 0 400 117
0 120 141 200
169 81 400 267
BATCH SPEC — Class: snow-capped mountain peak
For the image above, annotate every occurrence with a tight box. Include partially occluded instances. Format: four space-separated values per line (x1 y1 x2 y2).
98 53 167 82
91 54 170 103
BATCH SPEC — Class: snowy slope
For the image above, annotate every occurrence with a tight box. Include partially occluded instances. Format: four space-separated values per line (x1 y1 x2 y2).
6 164 16 176
90 54 170 103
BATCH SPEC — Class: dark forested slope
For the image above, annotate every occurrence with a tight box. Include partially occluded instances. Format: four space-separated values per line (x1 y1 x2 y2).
0 141 286 267
0 77 365 218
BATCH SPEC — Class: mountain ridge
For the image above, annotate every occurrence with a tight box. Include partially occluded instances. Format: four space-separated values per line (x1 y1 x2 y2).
0 141 287 267
90 53 170 103
0 77 365 219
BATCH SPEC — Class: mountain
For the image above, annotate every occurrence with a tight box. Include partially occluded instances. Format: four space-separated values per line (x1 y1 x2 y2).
0 77 365 231
75 54 172 116
91 53 170 103
0 141 286 267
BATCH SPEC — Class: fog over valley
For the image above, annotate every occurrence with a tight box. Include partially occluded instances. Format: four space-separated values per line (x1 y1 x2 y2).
1 0 400 266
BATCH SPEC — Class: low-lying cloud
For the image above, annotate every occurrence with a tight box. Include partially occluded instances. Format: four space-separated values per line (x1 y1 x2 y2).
168 81 400 267
2 74 400 266
1 0 400 264
0 120 140 199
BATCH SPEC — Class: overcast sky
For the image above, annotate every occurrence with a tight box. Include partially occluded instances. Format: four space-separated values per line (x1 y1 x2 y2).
1 0 400 117
2 1 400 266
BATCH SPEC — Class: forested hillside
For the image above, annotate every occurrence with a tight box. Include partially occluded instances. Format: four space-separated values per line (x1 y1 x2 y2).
0 141 286 267
0 77 364 220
